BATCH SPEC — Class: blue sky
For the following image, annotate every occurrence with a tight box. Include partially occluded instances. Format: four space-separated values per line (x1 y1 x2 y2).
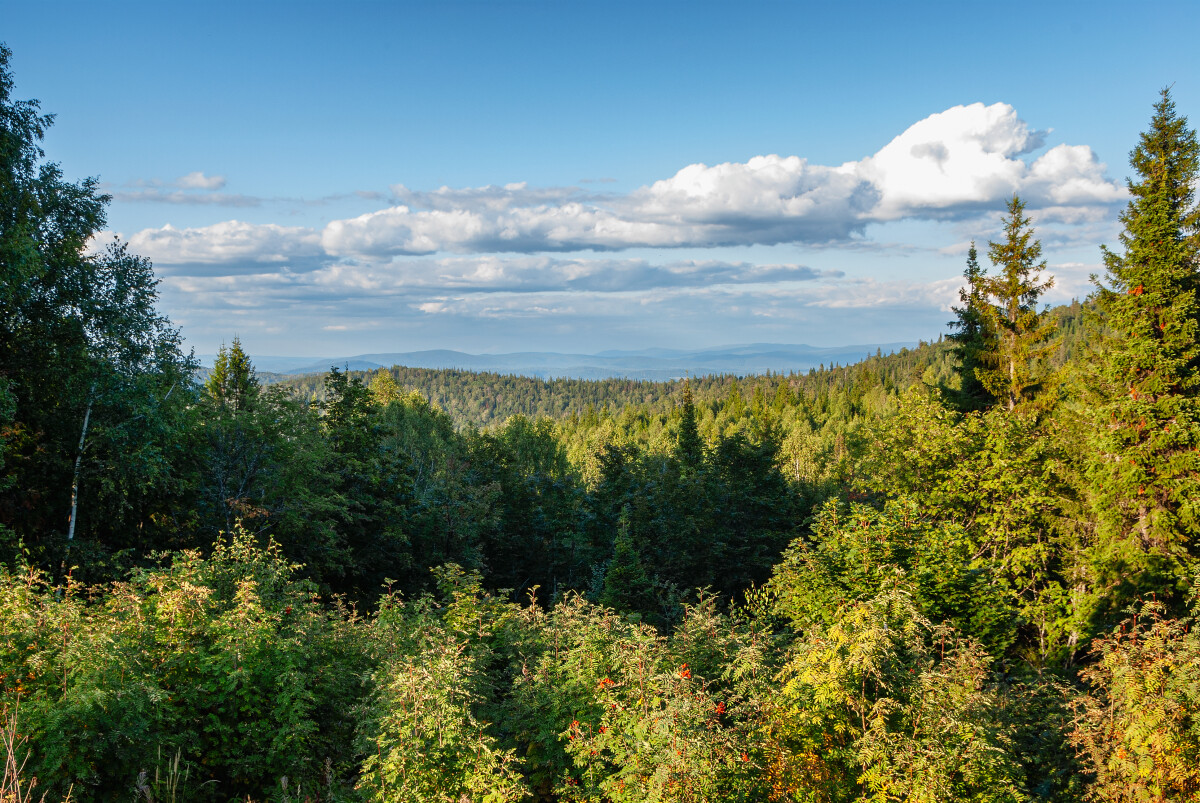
4 0 1199 356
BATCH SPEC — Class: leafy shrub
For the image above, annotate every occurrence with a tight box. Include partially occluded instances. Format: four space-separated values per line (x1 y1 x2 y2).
357 629 527 803
768 589 1026 803
0 527 370 800
1071 596 1200 802
769 498 1016 658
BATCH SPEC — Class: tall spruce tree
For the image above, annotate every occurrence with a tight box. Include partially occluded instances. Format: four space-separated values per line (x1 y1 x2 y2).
948 242 995 409
978 196 1056 411
598 505 657 614
206 336 259 413
675 379 703 470
1086 89 1200 582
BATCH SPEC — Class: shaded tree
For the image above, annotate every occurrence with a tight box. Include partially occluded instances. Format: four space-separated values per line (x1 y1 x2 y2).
674 379 704 472
0 44 194 574
598 506 658 614
948 242 995 409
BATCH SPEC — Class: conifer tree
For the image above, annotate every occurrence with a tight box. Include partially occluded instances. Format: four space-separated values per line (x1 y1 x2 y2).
675 379 703 470
724 377 746 419
978 197 1056 411
206 336 259 412
948 242 995 409
599 506 657 613
206 344 231 404
1087 89 1200 575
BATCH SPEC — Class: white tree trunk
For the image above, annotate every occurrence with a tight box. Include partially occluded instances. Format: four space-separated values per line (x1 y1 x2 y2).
67 387 94 541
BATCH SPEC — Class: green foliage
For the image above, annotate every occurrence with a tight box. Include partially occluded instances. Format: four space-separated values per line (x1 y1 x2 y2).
0 378 14 549
374 392 495 591
354 568 771 803
369 371 402 406
675 380 704 471
0 526 370 800
498 591 767 803
768 498 1016 661
358 597 528 803
949 242 996 410
597 509 657 613
279 343 960 434
501 593 644 799
469 414 584 598
561 638 757 802
977 197 1057 411
769 589 1026 803
859 389 1080 668
206 336 260 413
1071 595 1200 802
2 53 1199 803
0 43 196 574
1085 88 1200 604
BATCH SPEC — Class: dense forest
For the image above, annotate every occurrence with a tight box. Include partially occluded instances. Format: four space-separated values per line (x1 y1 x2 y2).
3 43 1200 802
278 301 1089 431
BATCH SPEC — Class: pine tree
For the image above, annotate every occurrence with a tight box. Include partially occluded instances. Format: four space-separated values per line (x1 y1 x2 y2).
977 197 1056 411
948 242 995 409
1087 89 1200 577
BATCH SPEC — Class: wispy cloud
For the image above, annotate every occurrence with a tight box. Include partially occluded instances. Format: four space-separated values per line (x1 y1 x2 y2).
156 262 975 353
113 189 262 207
111 170 259 206
175 171 227 190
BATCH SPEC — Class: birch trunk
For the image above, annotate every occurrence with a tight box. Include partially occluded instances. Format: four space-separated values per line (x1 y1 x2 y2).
67 386 94 541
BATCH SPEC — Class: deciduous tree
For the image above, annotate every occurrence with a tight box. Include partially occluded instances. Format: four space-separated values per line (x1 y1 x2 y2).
0 44 194 571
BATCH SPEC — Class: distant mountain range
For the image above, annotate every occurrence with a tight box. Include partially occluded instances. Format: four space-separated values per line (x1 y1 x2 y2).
197 342 921 382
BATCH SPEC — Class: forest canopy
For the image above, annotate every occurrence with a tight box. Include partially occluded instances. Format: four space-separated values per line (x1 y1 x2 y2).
2 43 1200 803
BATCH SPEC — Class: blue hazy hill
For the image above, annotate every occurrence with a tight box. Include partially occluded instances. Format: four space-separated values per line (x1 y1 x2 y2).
201 342 920 382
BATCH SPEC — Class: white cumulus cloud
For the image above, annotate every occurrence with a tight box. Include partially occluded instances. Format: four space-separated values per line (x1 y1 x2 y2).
127 221 323 271
317 102 1120 258
856 103 1123 219
126 102 1124 274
